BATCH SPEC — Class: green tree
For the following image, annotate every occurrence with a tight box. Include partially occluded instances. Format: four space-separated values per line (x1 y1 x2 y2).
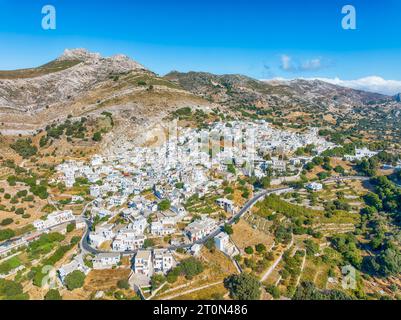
44 289 62 300
244 246 254 255
0 229 15 241
255 243 266 253
179 257 204 280
223 224 234 235
224 273 261 300
334 165 345 174
304 239 319 256
266 284 280 299
66 223 75 233
227 164 236 175
15 208 25 215
92 132 102 142
363 193 383 211
117 279 130 290
0 279 26 299
158 199 171 211
10 139 38 158
150 274 165 290
0 218 13 226
64 270 85 291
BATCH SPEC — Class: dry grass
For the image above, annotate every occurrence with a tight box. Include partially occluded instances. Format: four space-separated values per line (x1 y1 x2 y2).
231 219 274 250
174 283 228 300
84 268 131 292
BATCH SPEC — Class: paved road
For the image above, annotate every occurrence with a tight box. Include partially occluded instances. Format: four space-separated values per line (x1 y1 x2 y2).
80 186 294 255
79 175 373 255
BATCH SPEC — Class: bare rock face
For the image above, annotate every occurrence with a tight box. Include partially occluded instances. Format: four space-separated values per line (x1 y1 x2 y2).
0 49 146 112
57 48 102 61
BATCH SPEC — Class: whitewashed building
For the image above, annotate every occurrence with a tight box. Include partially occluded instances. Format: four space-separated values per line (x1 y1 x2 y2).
33 210 75 231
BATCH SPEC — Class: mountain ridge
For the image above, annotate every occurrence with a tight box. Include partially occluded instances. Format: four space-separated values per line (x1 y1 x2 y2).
1 49 400 144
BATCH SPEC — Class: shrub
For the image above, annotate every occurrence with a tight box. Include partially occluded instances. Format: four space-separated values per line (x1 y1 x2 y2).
255 243 266 253
223 224 233 235
224 273 261 300
158 199 171 211
0 218 13 226
0 229 15 241
64 270 85 291
10 139 37 158
0 279 25 298
15 208 25 215
44 289 62 300
92 132 102 142
244 246 254 255
178 257 204 280
66 223 75 233
266 284 281 299
150 274 165 290
117 279 130 290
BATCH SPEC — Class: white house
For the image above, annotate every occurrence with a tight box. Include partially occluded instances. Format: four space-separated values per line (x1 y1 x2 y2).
58 254 90 283
91 155 104 167
153 249 175 274
214 232 230 252
89 224 114 248
216 198 236 213
93 253 121 270
306 182 323 191
190 243 203 256
33 210 75 231
134 250 152 276
90 185 101 198
112 232 145 251
151 221 176 237
344 148 378 161
185 216 217 242
126 216 148 236
91 207 112 219
214 232 237 256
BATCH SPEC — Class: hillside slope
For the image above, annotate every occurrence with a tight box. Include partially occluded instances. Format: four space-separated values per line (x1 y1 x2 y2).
165 71 401 143
0 49 212 136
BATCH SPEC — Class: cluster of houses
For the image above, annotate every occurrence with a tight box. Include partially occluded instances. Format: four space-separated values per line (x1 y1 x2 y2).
185 216 218 242
33 210 76 231
51 120 342 289
133 249 175 276
344 147 379 162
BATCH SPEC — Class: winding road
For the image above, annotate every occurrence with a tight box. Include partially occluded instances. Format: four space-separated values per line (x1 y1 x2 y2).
79 186 294 255
77 175 371 255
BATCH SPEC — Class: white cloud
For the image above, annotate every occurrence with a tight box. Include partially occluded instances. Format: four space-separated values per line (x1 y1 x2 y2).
280 55 325 72
280 55 293 71
312 76 401 96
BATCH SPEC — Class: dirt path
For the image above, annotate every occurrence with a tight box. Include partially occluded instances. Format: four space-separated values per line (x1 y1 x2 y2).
294 250 307 289
161 281 222 300
261 237 294 282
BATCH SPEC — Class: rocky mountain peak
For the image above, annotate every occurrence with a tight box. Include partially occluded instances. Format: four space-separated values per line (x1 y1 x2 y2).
57 48 101 62
57 48 145 71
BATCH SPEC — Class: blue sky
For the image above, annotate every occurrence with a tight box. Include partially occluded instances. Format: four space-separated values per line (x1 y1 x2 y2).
0 0 400 93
